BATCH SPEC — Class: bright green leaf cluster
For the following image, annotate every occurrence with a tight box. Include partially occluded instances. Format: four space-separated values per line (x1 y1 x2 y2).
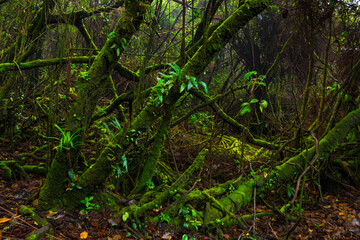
180 75 208 94
50 124 83 152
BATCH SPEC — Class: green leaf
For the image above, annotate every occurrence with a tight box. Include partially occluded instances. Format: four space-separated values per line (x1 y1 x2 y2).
150 7 155 16
182 234 189 240
199 81 208 94
169 63 181 74
191 209 197 218
108 31 115 38
157 93 163 103
240 106 251 115
122 212 129 222
241 102 249 107
120 38 127 49
250 98 259 103
116 48 120 57
244 71 257 81
260 100 268 108
187 81 193 91
54 124 66 137
122 155 128 172
191 77 198 88
159 72 172 79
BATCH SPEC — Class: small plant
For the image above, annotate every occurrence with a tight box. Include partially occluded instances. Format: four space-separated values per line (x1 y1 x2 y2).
240 72 268 115
286 184 295 198
80 72 91 81
180 75 208 94
292 203 304 214
111 117 122 131
110 154 128 178
159 212 171 223
51 124 83 152
122 211 130 222
179 206 201 230
146 179 155 190
228 183 235 193
188 111 213 134
182 234 196 240
65 169 82 191
151 63 179 106
80 196 100 214
126 129 141 144
152 63 208 107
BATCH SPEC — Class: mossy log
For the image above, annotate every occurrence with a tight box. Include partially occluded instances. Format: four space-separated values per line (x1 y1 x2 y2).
19 205 52 240
0 160 28 180
117 148 208 223
117 107 360 230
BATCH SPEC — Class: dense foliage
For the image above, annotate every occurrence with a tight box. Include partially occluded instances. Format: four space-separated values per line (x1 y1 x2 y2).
0 0 359 238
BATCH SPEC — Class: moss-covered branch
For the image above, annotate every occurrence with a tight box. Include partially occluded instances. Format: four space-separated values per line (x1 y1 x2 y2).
118 148 208 220
58 0 271 211
190 87 281 150
171 85 246 127
157 107 360 229
0 57 95 73
133 103 175 193
214 107 360 221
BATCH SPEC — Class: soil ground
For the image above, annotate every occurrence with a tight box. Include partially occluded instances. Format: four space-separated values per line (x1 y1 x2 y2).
1 135 359 239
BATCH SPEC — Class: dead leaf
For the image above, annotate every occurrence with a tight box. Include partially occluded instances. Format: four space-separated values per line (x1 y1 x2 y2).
0 218 11 224
108 218 120 226
46 210 57 217
162 232 173 239
80 231 88 239
90 221 99 227
112 235 122 240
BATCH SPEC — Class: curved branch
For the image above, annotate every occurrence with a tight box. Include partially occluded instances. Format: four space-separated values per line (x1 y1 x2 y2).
0 56 95 72
171 85 246 127
189 87 281 150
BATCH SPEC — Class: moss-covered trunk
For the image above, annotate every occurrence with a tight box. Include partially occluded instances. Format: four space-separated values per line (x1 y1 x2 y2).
38 0 153 211
59 0 272 210
0 0 55 103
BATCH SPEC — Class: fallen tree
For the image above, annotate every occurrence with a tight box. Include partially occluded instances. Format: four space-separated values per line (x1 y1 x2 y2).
117 107 360 230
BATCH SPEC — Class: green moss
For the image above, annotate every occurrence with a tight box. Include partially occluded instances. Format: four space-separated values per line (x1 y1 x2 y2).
38 151 69 211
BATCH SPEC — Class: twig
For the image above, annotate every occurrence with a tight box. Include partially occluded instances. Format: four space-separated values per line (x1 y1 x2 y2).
168 139 180 177
0 205 37 230
291 131 319 204
268 223 279 240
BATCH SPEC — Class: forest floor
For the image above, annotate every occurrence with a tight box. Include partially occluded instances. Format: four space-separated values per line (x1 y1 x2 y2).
1 136 360 240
